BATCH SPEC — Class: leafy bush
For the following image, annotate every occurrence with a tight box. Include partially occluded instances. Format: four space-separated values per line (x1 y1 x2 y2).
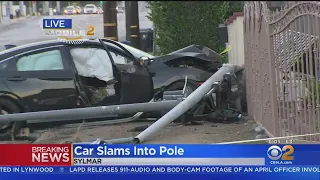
221 54 229 64
147 1 230 55
227 1 244 17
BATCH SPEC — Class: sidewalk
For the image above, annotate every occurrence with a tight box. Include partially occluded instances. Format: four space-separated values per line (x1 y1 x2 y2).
0 15 36 26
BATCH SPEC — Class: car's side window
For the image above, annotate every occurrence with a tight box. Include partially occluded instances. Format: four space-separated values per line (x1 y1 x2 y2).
103 42 134 65
109 49 133 65
69 47 114 82
16 49 64 71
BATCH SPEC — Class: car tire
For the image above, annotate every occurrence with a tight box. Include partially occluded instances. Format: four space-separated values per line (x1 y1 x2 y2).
166 80 215 114
0 99 25 140
166 80 202 104
166 80 197 92
164 80 207 121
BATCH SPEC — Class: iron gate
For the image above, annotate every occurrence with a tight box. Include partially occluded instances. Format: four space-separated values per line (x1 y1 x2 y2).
244 1 320 142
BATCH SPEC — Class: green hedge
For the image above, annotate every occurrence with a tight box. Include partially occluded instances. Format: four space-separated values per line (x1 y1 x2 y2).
147 1 231 55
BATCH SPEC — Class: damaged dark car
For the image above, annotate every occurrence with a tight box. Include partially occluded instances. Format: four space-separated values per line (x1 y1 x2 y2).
0 39 245 139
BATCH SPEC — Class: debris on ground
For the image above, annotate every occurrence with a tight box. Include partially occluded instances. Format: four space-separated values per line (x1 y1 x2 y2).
209 109 242 123
6 116 257 144
127 125 149 132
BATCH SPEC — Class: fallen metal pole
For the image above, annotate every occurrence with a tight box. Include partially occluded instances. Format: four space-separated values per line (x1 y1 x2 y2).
134 64 240 143
62 112 144 128
33 99 155 124
0 100 180 122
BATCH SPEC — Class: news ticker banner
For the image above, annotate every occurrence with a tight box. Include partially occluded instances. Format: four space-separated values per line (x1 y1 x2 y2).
0 144 320 166
1 166 320 180
0 165 320 174
0 173 319 180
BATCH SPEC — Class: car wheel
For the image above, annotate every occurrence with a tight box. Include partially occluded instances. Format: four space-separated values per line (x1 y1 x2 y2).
0 99 25 140
166 80 215 114
166 81 197 96
165 81 208 121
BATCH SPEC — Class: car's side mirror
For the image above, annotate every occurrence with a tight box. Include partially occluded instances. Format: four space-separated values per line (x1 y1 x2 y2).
139 56 150 66
4 44 16 49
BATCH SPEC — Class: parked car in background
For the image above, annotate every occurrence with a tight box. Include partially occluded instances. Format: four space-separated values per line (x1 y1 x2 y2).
75 6 82 14
97 7 103 14
64 6 77 15
84 4 97 14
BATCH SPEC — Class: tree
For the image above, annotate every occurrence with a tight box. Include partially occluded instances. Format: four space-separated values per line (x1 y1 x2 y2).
226 1 243 18
147 1 229 55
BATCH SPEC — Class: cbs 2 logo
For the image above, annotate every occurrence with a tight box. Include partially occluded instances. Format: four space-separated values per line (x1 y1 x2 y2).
86 26 95 36
267 145 294 161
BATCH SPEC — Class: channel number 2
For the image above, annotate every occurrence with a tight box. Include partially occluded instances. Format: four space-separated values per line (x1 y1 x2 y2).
86 26 95 36
282 145 294 160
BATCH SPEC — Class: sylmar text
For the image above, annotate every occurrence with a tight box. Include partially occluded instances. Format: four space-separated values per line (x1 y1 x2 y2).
73 158 102 165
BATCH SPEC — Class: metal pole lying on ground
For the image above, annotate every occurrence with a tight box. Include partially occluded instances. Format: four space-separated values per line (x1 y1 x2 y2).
103 1 118 41
0 100 180 123
134 64 240 143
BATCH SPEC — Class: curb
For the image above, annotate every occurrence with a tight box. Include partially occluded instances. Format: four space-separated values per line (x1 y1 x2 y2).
1 15 36 23
9 15 33 22
0 16 38 27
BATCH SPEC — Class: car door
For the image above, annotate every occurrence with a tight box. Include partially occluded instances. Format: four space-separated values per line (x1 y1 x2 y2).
65 44 120 106
101 40 154 104
4 46 79 112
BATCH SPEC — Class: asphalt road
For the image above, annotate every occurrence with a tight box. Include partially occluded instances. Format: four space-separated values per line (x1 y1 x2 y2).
0 6 152 46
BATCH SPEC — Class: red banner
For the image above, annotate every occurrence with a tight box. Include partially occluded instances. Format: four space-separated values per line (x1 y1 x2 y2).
0 144 72 166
